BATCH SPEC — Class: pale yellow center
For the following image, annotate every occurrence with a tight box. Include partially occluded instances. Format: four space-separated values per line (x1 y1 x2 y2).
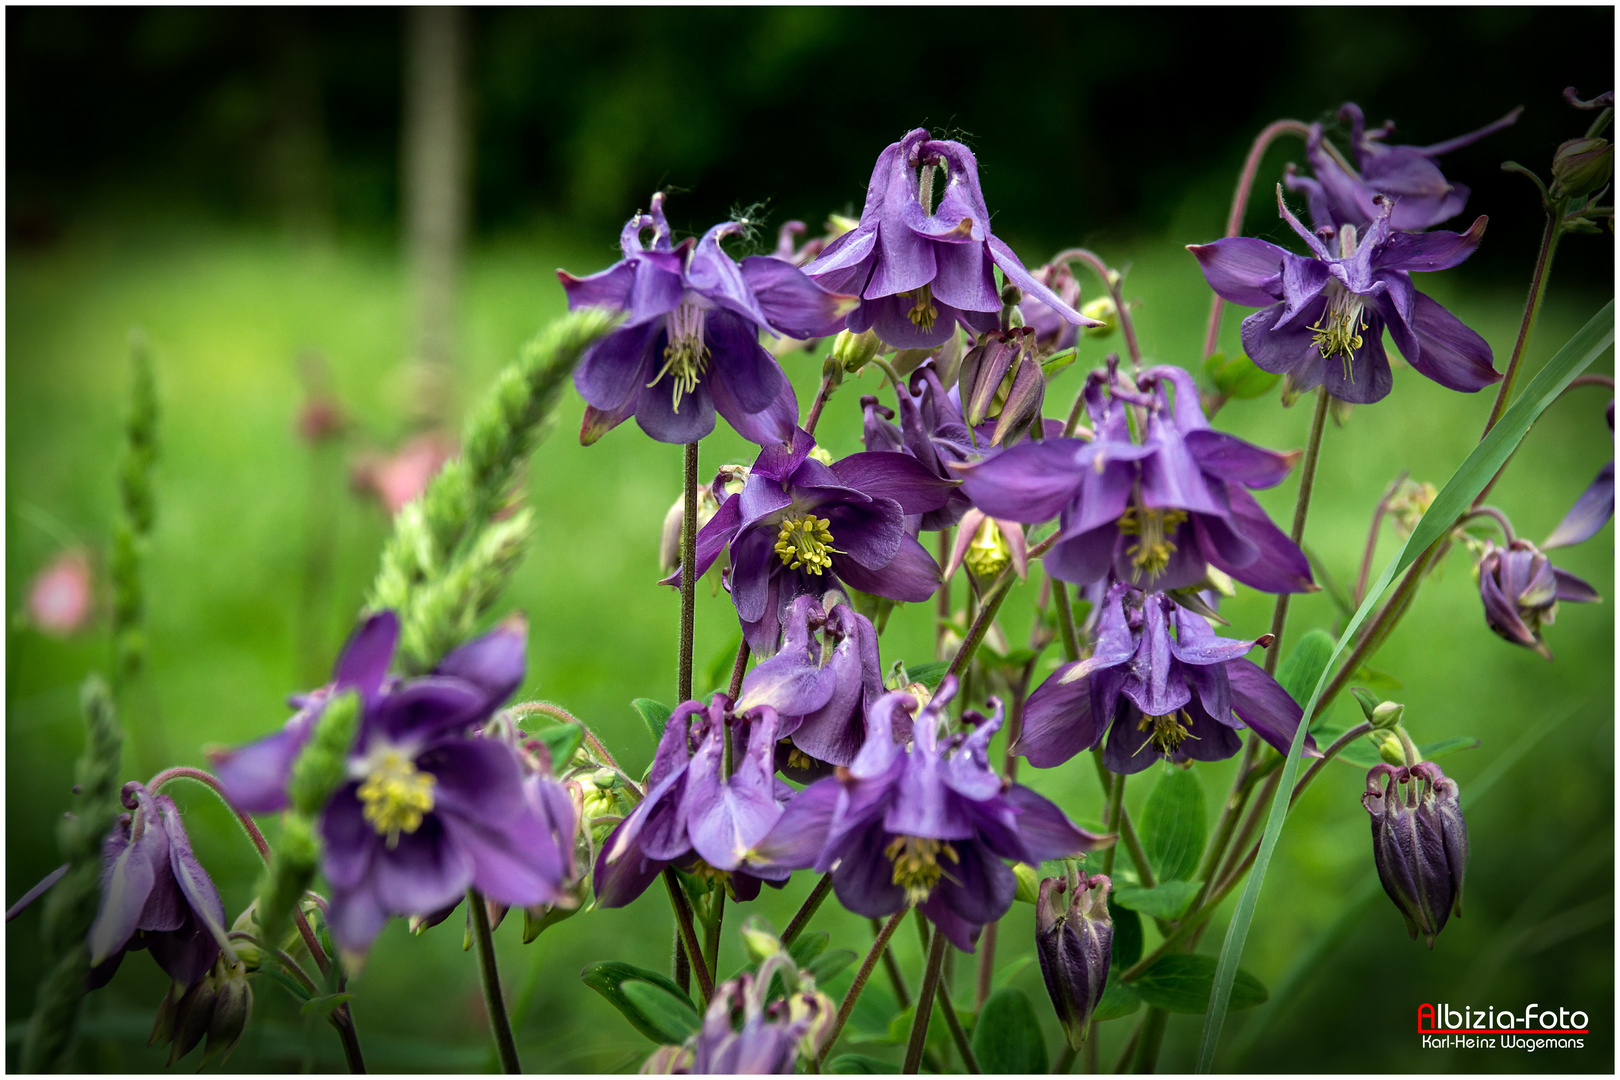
775 513 839 575
1136 711 1196 756
1310 284 1368 377
358 751 436 848
648 301 710 412
885 835 959 905
901 283 938 330
1117 506 1190 579
964 518 1012 580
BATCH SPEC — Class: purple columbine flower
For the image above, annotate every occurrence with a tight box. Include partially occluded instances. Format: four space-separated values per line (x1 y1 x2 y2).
1476 539 1600 659
861 361 977 530
693 956 827 1074
805 128 1092 349
1363 761 1468 948
1191 187 1499 404
753 677 1111 952
956 364 1315 594
1017 585 1316 774
1545 400 1614 550
560 192 853 447
733 592 894 774
674 428 957 655
1285 102 1521 233
87 782 230 989
593 694 793 908
215 612 572 952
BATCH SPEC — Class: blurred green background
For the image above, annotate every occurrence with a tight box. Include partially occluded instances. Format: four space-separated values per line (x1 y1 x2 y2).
6 6 1613 1074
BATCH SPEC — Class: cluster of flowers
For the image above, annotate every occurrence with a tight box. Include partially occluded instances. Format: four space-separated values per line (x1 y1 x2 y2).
45 99 1612 1072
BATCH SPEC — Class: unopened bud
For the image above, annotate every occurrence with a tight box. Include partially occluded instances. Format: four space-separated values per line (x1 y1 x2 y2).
229 905 262 971
1036 874 1113 1049
1552 137 1613 199
792 989 838 1060
203 963 253 1067
833 329 882 373
1013 862 1040 904
1080 296 1118 339
1363 762 1468 947
740 915 783 963
148 982 181 1049
1375 732 1407 767
1388 480 1437 538
1370 701 1405 730
169 971 219 1064
806 446 834 466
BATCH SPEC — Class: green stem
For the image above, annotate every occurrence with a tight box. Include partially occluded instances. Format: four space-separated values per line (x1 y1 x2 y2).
803 362 841 438
1097 758 1125 878
679 442 699 703
727 640 751 699
1051 575 1081 663
1090 753 1152 887
663 868 714 1004
781 873 833 948
1054 1043 1078 1074
469 890 521 1074
1132 1008 1169 1072
817 908 909 1067
935 972 981 1073
873 917 912 1009
903 925 950 1074
1264 385 1331 674
703 889 725 988
1482 204 1565 438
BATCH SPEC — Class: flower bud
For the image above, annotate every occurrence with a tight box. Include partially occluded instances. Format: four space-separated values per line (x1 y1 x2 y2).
833 329 883 374
1375 732 1407 766
740 915 784 963
169 970 219 1064
1387 480 1437 538
1363 762 1468 948
203 962 253 1067
1021 263 1082 353
147 981 181 1049
1081 296 1118 339
1475 538 1598 658
1013 863 1040 904
640 1044 695 1074
660 487 721 575
1035 873 1113 1049
229 904 262 971
1552 137 1613 199
1371 701 1405 730
790 989 837 1061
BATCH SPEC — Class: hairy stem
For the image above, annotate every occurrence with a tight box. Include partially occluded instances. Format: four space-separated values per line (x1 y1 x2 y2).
818 908 909 1067
679 442 699 703
1054 248 1142 370
873 917 912 1009
663 867 714 1004
470 890 521 1073
781 873 833 948
1482 204 1565 438
1354 472 1409 606
727 640 751 699
903 925 950 1074
1264 385 1331 674
935 972 981 1073
804 364 840 438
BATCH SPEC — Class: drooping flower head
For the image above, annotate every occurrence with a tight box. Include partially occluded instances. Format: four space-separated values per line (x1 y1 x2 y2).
1475 538 1600 659
1035 870 1113 1050
674 429 957 655
1017 585 1316 774
754 677 1111 952
87 782 230 989
561 192 854 446
1544 400 1614 550
215 612 572 952
1363 760 1468 948
593 693 793 908
956 364 1315 594
733 592 895 775
860 361 977 529
806 128 1094 349
1285 102 1521 233
1192 187 1499 404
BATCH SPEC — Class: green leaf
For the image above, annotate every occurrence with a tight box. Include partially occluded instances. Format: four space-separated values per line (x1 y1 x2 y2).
534 723 583 769
1353 665 1403 690
631 699 673 744
1140 767 1205 882
1197 301 1615 1073
885 1003 953 1052
1203 352 1278 399
806 948 857 985
259 967 314 1005
580 961 699 1044
1275 629 1334 708
992 953 1036 991
1041 347 1078 378
1135 955 1266 1014
788 930 830 968
828 1054 900 1073
971 988 1049 1073
1092 978 1143 1023
299 992 354 1017
1329 731 1479 770
1112 880 1203 920
1108 896 1143 968
904 661 949 690
620 980 702 1044
1420 736 1481 760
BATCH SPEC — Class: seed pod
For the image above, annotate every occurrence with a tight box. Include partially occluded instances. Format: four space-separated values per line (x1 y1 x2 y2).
1035 873 1113 1049
1363 762 1468 948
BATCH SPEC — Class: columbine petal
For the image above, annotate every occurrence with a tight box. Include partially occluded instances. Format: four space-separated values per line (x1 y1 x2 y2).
1189 238 1288 307
1402 291 1499 393
1545 462 1614 549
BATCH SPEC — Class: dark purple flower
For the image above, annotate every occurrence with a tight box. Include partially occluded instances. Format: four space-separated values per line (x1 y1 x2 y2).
1036 871 1112 1050
1363 761 1468 948
956 364 1314 594
674 428 957 655
806 128 1092 349
216 613 568 952
754 677 1110 952
1020 261 1084 355
1476 538 1600 659
1285 102 1521 233
734 593 895 774
560 192 853 447
87 782 229 990
1191 188 1499 404
1017 585 1317 775
1545 401 1614 550
861 362 977 529
692 955 826 1074
593 695 792 909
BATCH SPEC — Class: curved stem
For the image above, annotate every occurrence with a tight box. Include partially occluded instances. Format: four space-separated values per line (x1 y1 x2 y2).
1264 385 1331 674
781 873 833 948
148 766 331 975
1053 249 1141 370
1202 119 1312 359
228 930 318 994
1481 205 1565 438
469 890 522 1073
663 867 714 1004
903 924 949 1074
679 443 700 704
1290 722 1374 805
1354 472 1409 606
935 972 981 1073
1458 506 1518 544
803 364 840 438
817 908 909 1067
726 640 751 699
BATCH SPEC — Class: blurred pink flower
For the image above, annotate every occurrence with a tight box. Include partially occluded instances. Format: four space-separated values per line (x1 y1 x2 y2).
28 549 94 636
351 431 457 515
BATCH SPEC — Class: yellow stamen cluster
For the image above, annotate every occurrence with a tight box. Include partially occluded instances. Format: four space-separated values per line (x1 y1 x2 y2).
775 513 838 575
963 518 1012 580
690 860 731 889
648 302 710 413
885 834 959 905
1309 284 1369 377
901 283 938 330
1137 710 1197 756
1117 506 1190 579
780 739 816 772
358 751 436 848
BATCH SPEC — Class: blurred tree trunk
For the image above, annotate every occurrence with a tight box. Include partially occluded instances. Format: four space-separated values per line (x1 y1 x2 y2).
402 6 469 428
266 10 335 243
